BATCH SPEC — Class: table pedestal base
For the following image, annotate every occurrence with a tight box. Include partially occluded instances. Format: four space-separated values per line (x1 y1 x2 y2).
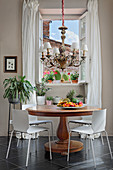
44 140 83 155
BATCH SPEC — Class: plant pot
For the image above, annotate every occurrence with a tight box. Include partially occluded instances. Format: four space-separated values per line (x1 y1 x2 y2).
61 79 64 83
76 97 84 103
37 96 45 105
46 100 52 105
55 80 61 83
48 80 52 83
53 96 61 104
8 98 20 104
72 80 78 83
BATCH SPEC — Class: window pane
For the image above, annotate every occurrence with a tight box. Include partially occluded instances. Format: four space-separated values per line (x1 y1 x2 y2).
50 20 79 45
43 20 80 83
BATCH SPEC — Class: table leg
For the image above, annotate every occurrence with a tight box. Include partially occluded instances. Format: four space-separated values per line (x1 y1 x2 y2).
45 117 83 154
57 117 69 141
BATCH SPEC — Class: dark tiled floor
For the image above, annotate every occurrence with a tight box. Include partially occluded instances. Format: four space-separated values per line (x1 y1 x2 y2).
0 136 113 170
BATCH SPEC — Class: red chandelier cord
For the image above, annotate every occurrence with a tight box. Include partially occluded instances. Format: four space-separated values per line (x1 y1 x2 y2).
62 0 64 26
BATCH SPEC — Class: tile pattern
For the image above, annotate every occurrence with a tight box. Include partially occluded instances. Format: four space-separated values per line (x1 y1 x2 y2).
0 136 113 170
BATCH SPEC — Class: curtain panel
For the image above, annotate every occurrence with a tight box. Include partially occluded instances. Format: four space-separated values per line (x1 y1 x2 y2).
22 0 39 104
87 0 102 108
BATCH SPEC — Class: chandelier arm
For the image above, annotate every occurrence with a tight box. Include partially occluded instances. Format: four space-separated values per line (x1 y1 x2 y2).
46 65 55 69
72 60 82 67
73 64 81 67
50 62 55 67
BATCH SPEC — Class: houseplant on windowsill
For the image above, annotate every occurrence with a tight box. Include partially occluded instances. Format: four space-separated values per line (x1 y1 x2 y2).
70 72 79 83
62 73 69 82
54 70 61 83
46 96 53 105
3 76 34 104
36 78 51 105
44 71 54 83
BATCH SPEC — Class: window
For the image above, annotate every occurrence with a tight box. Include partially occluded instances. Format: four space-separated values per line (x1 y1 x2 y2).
43 20 80 84
79 13 89 83
38 12 88 84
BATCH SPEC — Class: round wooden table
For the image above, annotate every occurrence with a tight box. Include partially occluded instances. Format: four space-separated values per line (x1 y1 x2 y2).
27 105 100 155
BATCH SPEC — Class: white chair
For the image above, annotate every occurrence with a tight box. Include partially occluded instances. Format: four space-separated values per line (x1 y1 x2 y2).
69 115 92 125
22 104 54 141
69 115 104 145
6 109 52 167
67 109 113 168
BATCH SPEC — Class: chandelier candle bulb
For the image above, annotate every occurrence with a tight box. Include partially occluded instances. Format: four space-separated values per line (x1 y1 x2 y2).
39 45 46 60
47 48 50 55
42 52 44 58
73 49 76 56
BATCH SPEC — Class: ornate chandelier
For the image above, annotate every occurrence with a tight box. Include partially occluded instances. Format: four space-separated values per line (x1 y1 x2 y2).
40 0 88 71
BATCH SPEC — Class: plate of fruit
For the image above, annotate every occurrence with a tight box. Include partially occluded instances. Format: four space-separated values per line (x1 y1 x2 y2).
57 98 86 109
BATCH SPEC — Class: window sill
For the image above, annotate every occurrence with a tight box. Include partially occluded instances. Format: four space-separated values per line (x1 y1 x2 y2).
45 81 88 86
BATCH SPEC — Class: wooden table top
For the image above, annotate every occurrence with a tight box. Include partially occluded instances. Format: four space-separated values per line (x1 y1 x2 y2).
27 105 101 117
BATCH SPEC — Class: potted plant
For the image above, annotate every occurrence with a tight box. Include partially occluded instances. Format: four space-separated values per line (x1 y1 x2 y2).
70 72 79 83
3 76 34 103
66 90 76 102
44 71 54 83
63 73 69 82
36 78 50 105
46 96 53 105
76 94 84 103
54 70 61 83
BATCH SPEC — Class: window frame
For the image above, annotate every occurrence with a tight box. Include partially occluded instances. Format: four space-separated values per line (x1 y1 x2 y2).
79 12 89 83
37 12 89 85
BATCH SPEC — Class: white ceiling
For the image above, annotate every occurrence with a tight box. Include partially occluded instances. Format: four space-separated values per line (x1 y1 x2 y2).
38 0 87 9
38 0 87 20
39 8 86 15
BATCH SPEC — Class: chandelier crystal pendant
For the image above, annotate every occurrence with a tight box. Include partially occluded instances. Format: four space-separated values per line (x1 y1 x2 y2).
40 0 88 71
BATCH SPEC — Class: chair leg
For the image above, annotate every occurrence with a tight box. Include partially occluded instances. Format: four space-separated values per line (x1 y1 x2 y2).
88 137 90 150
17 138 20 147
90 139 96 168
35 133 37 152
105 131 113 159
100 133 104 145
67 132 71 162
85 136 87 155
26 136 31 167
6 130 14 159
48 130 52 160
50 122 54 141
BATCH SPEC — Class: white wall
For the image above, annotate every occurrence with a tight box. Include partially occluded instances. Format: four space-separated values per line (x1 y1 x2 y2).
0 0 113 136
98 0 113 135
0 0 22 135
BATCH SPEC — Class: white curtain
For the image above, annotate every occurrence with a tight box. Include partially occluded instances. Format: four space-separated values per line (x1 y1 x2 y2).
22 0 39 104
87 0 102 107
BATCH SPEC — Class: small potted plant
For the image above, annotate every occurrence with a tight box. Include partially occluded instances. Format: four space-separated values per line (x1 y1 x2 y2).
63 73 69 82
66 89 76 102
70 72 79 83
54 70 61 83
46 96 53 105
36 78 51 105
76 94 84 103
3 76 34 103
44 71 54 83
